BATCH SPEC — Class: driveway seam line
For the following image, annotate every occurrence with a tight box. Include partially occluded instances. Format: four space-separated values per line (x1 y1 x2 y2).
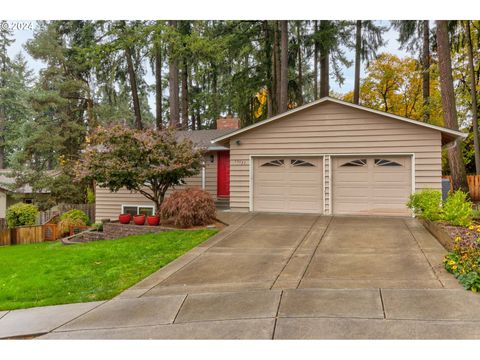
403 219 444 287
172 294 188 324
270 217 321 290
48 301 107 334
296 216 333 289
271 290 284 340
0 311 9 320
379 288 386 319
140 214 258 296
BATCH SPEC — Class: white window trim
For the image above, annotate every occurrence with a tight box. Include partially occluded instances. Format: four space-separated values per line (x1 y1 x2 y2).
121 204 155 215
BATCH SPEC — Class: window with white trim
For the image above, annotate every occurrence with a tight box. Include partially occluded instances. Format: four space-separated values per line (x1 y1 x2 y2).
340 159 367 167
291 159 315 167
374 159 402 167
260 159 285 167
122 205 154 216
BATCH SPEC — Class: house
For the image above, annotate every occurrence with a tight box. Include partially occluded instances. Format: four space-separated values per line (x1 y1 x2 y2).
95 97 466 220
94 116 239 220
0 170 40 219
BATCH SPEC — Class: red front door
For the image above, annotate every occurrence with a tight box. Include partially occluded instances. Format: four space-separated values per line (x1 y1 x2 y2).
217 151 230 197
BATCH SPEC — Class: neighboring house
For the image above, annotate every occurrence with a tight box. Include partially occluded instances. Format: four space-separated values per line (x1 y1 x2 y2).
0 170 39 219
95 97 466 220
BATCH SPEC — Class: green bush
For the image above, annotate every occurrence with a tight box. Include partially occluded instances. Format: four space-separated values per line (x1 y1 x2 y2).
6 203 39 228
442 190 473 227
406 189 443 221
60 209 89 224
58 209 89 235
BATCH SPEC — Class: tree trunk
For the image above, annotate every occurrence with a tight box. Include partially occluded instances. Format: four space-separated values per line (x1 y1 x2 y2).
154 42 162 130
263 20 273 118
465 20 480 174
279 20 288 113
314 20 319 100
436 20 468 192
125 45 142 130
422 20 430 122
353 20 362 104
273 21 281 114
319 21 329 98
181 59 189 129
168 20 180 128
296 22 303 106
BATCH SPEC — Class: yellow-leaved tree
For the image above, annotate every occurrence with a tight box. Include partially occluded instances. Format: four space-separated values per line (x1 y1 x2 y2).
343 53 443 126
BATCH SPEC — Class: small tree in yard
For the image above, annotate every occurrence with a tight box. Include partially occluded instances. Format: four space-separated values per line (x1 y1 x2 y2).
75 125 204 213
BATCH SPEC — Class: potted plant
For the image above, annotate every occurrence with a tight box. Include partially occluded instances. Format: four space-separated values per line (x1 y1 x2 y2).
119 213 132 224
147 214 160 226
133 214 146 225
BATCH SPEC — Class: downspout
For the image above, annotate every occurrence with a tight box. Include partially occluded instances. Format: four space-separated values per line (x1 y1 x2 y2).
201 160 206 191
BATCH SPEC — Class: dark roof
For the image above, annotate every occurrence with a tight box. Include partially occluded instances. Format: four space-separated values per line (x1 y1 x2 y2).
177 129 235 150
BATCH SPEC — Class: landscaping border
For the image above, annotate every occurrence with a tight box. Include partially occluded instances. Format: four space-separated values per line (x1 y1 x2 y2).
420 219 453 251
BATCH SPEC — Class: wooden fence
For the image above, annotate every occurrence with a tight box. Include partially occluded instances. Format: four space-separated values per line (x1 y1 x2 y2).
0 218 61 247
442 175 480 201
39 203 95 224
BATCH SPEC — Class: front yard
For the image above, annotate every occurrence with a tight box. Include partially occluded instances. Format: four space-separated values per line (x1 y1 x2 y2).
0 229 217 310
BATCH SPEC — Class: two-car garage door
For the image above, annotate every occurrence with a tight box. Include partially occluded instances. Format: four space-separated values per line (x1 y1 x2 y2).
252 155 412 216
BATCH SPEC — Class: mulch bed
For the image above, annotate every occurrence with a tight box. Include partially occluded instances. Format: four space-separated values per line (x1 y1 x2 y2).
440 223 478 243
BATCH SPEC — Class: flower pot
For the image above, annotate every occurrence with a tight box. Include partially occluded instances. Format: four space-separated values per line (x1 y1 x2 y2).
133 214 146 225
119 213 132 224
147 215 160 226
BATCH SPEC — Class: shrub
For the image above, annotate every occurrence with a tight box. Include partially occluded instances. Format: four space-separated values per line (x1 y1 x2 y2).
60 209 89 224
5 203 39 228
58 209 89 235
160 188 216 228
406 189 442 221
442 190 473 227
444 236 480 292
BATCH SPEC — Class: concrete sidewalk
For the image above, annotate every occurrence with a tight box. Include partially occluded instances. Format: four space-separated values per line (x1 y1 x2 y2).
1 288 480 339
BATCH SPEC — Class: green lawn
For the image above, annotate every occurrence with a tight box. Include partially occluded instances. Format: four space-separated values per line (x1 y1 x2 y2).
0 229 217 310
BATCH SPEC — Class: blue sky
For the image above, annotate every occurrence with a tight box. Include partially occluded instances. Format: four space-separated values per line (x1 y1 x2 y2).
6 20 410 110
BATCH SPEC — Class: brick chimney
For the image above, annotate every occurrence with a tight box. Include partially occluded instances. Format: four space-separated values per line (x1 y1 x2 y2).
216 114 240 130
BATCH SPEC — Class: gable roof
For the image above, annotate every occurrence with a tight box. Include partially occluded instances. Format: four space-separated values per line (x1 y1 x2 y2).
211 97 467 146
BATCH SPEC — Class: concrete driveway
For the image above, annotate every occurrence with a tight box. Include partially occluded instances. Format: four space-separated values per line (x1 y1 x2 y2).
2 213 480 339
128 213 450 295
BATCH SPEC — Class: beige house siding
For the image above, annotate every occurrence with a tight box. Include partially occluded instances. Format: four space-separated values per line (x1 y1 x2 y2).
228 101 442 212
95 152 218 221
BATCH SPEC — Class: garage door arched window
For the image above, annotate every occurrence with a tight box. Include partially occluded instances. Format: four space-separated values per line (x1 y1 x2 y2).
340 159 367 167
291 159 315 167
375 159 402 167
260 159 285 167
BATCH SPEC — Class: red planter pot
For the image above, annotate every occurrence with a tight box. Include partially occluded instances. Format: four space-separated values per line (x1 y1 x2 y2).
119 213 132 224
147 215 160 226
133 214 146 225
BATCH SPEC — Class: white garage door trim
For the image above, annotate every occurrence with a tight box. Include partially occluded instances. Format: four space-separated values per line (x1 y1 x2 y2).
330 153 415 216
249 154 325 213
248 153 415 215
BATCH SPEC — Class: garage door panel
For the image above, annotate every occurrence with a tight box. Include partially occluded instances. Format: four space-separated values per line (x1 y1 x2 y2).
253 157 323 213
333 156 412 216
